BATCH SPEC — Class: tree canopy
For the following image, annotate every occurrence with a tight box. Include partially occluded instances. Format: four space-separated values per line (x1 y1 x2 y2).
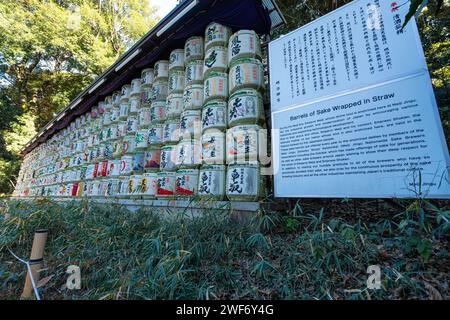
0 0 160 194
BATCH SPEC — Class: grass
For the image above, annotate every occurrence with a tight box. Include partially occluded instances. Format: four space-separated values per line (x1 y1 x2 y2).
0 197 449 300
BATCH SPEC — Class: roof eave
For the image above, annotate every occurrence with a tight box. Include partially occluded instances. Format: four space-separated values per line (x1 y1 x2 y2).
22 0 286 155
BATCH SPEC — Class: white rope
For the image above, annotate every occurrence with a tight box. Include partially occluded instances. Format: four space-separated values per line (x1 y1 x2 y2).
7 248 41 300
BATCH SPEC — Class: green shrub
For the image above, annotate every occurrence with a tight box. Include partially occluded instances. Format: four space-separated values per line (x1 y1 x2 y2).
0 199 448 300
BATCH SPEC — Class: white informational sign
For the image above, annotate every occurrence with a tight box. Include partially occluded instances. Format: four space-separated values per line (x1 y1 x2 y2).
269 0 450 198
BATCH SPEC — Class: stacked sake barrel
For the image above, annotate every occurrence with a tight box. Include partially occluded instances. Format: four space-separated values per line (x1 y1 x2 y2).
13 22 266 203
225 29 265 201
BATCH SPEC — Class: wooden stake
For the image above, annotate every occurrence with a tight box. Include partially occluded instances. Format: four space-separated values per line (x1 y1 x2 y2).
1 201 9 220
21 229 48 299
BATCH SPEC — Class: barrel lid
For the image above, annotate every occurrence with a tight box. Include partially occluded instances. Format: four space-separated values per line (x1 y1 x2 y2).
201 164 226 170
168 92 184 98
171 48 185 54
228 124 262 131
187 59 204 65
231 29 257 37
158 171 176 176
184 84 204 89
155 60 169 64
182 109 201 116
164 119 179 124
230 57 263 68
229 88 262 99
152 78 168 84
178 139 201 144
205 71 228 78
228 162 259 168
177 169 199 174
203 99 227 108
151 101 166 107
205 45 227 52
142 68 154 72
169 69 185 75
202 129 225 136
